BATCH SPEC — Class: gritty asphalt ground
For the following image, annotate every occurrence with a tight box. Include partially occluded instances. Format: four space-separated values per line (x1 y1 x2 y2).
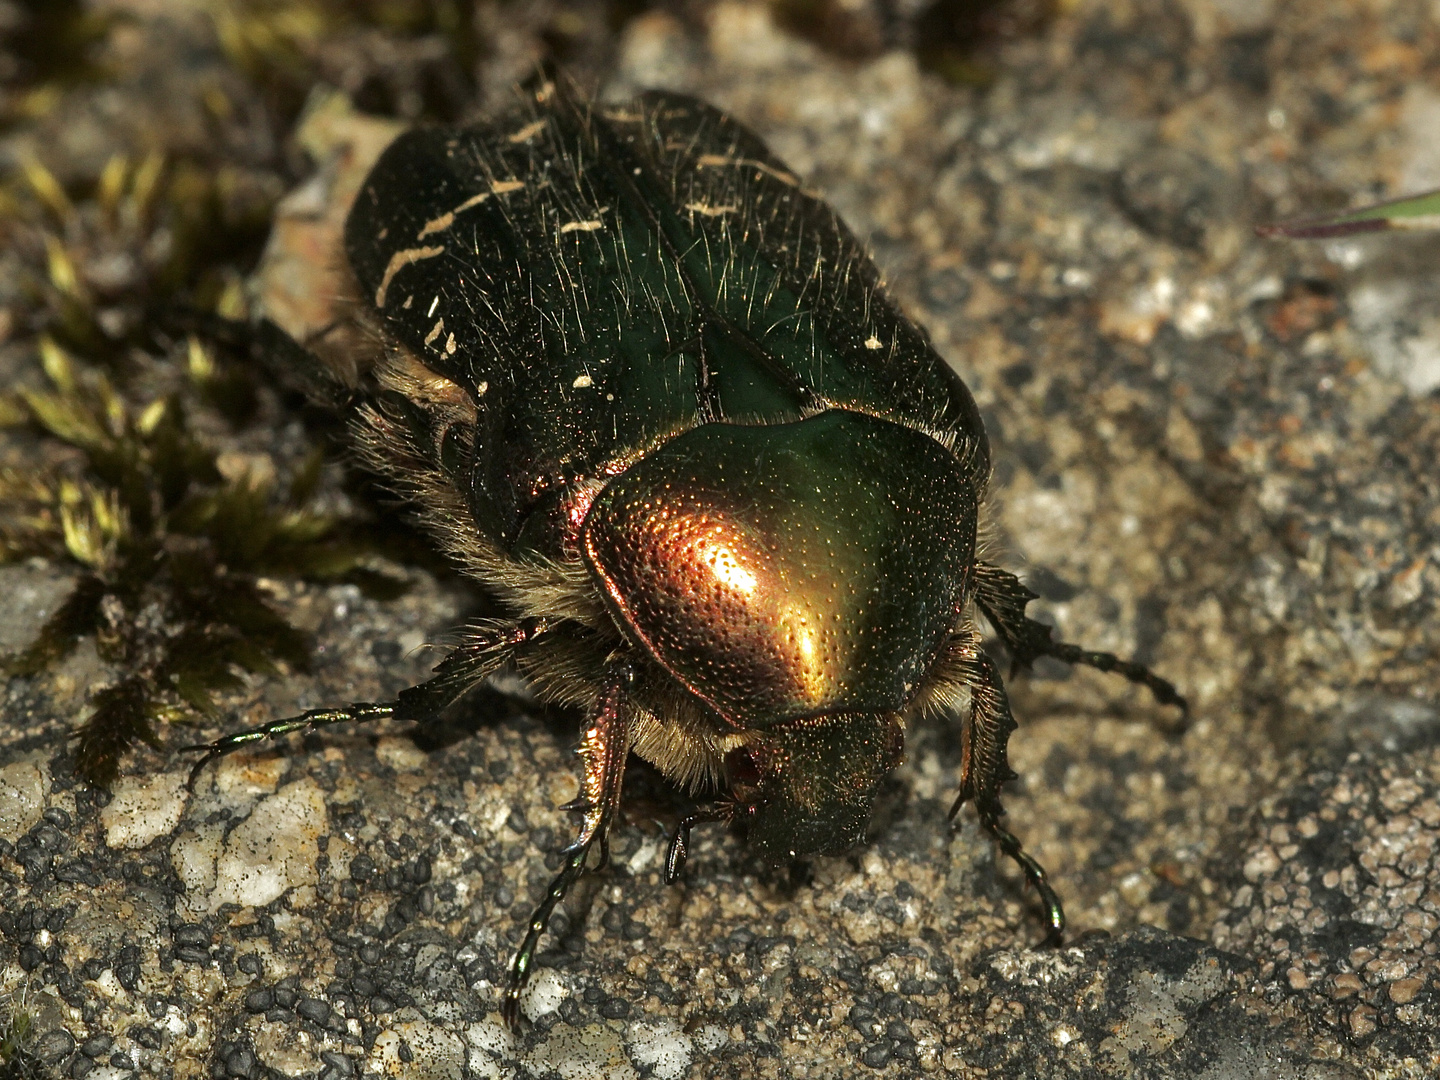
2 1 1440 1077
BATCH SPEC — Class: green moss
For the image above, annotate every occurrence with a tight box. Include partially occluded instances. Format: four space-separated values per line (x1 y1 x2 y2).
0 151 406 788
0 337 402 787
210 0 480 120
0 990 38 1078
0 1 113 133
913 0 1061 87
0 0 503 788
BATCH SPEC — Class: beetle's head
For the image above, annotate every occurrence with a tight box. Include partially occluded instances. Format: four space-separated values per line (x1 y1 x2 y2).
726 711 905 859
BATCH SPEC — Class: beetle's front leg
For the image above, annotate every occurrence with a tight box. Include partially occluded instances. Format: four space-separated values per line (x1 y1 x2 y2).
503 659 637 1030
972 562 1187 716
946 626 1065 945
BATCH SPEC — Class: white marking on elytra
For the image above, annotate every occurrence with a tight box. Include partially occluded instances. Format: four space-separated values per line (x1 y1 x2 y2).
476 381 489 396
507 119 546 144
864 335 882 350
445 333 458 356
375 246 444 308
559 218 605 234
417 186 518 240
424 318 445 347
695 154 800 187
427 295 440 318
685 202 737 217
572 373 593 389
417 211 455 240
402 295 413 309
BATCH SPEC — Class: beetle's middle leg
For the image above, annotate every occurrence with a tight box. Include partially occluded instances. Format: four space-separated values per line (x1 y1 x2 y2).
972 562 1187 716
945 626 1065 944
504 659 636 1030
184 617 553 788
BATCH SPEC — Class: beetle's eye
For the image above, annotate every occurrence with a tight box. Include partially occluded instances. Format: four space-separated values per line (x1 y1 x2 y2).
724 747 763 798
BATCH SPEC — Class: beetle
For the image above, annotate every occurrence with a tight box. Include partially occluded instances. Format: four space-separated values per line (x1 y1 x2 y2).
188 80 1185 1029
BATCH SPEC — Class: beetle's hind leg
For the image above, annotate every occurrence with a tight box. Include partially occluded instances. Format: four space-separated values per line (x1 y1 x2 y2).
945 626 1065 944
159 309 357 411
185 701 396 790
972 562 1187 719
504 659 636 1030
184 618 553 789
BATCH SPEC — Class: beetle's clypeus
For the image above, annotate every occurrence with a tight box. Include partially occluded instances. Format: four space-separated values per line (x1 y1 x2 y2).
190 80 1185 1029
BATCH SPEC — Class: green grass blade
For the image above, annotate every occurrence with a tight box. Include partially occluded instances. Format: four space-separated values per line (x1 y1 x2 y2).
1258 189 1440 238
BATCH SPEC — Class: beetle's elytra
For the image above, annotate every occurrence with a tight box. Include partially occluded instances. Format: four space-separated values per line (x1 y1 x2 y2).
190 80 1185 1029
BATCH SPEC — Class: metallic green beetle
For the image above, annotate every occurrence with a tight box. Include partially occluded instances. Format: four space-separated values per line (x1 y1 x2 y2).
190 81 1184 1028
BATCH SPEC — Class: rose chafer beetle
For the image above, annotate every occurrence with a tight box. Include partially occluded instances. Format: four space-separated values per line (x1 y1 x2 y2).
189 81 1185 1028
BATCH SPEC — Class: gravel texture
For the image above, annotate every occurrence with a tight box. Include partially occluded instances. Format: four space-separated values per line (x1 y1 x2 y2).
3 0 1440 1077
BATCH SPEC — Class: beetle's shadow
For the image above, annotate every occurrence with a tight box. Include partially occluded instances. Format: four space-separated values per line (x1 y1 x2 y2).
410 691 697 838
863 769 919 849
405 682 580 756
